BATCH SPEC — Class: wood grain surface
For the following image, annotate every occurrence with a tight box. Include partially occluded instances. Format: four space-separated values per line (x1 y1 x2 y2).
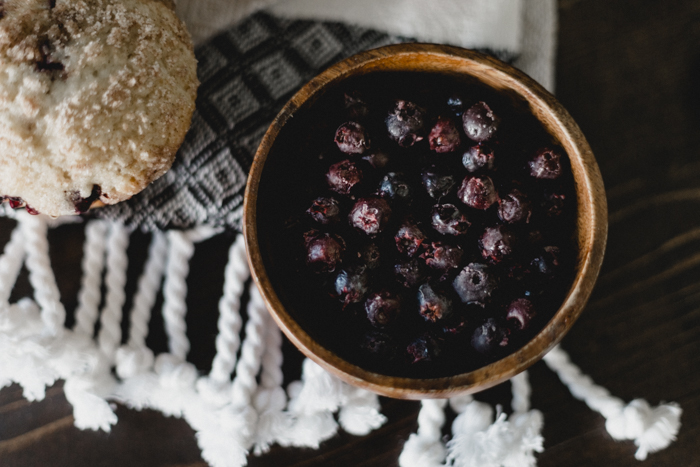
2 0 700 466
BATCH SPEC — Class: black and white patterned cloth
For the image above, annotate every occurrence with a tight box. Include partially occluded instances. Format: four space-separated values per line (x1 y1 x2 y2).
91 11 514 232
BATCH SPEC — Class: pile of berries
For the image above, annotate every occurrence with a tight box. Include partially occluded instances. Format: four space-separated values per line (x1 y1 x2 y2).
284 76 575 377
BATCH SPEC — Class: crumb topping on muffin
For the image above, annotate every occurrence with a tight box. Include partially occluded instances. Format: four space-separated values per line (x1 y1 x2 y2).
0 0 199 216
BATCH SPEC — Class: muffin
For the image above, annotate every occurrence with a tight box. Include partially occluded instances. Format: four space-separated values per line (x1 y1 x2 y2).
0 0 198 216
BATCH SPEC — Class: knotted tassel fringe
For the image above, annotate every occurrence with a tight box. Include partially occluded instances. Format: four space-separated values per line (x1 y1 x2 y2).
0 215 683 466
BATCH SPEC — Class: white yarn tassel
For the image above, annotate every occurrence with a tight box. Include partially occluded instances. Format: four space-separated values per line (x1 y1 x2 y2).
398 399 447 467
197 235 250 406
20 212 66 336
284 358 344 448
0 299 57 398
0 221 27 304
445 371 543 467
162 230 195 360
337 384 387 437
116 231 167 379
544 344 682 460
194 283 267 467
73 220 108 338
97 222 130 359
252 306 293 454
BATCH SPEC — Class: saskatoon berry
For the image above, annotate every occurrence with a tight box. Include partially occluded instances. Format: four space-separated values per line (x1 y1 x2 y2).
334 121 370 155
360 330 397 360
334 267 369 308
360 243 382 269
307 196 341 224
327 159 362 194
428 116 461 153
431 204 470 235
304 231 345 273
542 191 566 217
395 258 428 288
365 290 402 327
498 189 532 224
530 246 561 276
417 283 453 322
70 185 101 214
479 225 516 263
349 197 391 236
446 93 466 116
422 242 463 277
395 222 427 257
506 298 535 330
344 91 369 119
421 166 456 199
529 147 563 180
471 318 509 355
462 144 495 173
453 262 497 304
407 332 444 364
442 312 469 335
462 101 500 142
457 174 498 210
386 100 426 147
363 149 390 169
378 172 412 203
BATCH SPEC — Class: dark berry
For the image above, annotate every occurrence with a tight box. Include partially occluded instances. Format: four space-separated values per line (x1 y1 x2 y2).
431 204 470 235
70 185 101 214
395 222 427 257
327 159 362 194
334 267 369 308
428 116 461 153
36 40 65 76
479 225 516 263
457 175 498 210
349 197 391 236
344 91 369 119
307 196 341 224
530 246 561 276
363 149 390 169
421 242 463 277
462 101 499 142
360 243 382 269
506 298 535 330
498 189 532 223
542 191 566 217
407 332 443 364
334 121 370 155
6 197 23 209
377 172 412 202
421 166 456 199
360 330 397 360
471 318 509 355
462 144 496 172
365 291 402 327
417 283 453 322
529 147 563 179
386 100 426 147
442 313 469 335
395 258 428 288
304 231 345 273
447 93 465 116
453 263 497 304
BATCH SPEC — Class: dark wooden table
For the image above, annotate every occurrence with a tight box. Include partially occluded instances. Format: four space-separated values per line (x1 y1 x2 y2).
2 1 700 465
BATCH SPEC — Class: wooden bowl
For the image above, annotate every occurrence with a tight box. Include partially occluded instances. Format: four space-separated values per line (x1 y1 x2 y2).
243 44 607 399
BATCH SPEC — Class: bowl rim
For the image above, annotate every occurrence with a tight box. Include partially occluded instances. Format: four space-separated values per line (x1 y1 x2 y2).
243 43 607 399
